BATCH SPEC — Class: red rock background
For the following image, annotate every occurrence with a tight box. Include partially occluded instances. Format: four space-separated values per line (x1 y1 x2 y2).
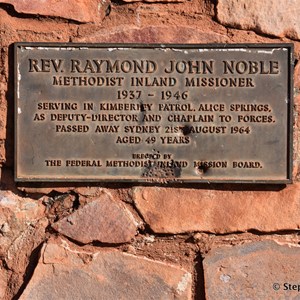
1 0 300 299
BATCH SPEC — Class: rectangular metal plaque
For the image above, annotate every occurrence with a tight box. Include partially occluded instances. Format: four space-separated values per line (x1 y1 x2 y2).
15 43 293 183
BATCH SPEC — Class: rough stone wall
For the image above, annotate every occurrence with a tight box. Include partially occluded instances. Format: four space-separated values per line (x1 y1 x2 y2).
0 0 300 299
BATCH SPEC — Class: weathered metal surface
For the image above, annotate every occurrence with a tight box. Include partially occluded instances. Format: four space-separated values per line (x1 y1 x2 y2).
15 43 293 183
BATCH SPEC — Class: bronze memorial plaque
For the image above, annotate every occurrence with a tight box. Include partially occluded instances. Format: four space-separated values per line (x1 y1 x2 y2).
15 43 293 183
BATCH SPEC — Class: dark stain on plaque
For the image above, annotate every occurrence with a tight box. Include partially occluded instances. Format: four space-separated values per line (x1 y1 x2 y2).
142 160 182 180
181 125 192 136
196 163 210 175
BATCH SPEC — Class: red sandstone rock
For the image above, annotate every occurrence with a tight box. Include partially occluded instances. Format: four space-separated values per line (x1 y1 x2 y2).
18 186 72 195
204 240 300 299
122 0 184 2
74 186 104 197
75 25 227 43
52 192 137 244
217 0 300 40
0 191 46 252
20 238 192 300
0 140 5 165
0 191 47 297
295 62 300 91
295 94 300 106
0 270 7 299
133 185 300 234
0 0 108 23
0 75 8 165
